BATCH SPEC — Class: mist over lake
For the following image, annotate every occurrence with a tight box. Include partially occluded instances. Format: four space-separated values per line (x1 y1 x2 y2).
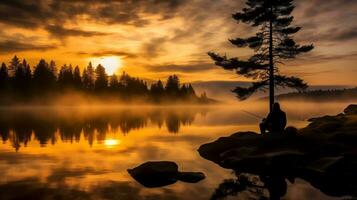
0 100 353 200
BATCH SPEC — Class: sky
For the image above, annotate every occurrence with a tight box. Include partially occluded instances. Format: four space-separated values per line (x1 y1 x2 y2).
0 0 356 86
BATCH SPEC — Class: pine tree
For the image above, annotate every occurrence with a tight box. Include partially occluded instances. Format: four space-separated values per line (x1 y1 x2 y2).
187 84 196 97
208 0 313 111
0 63 9 92
14 64 25 92
94 64 108 91
165 75 180 97
73 66 82 89
58 64 74 89
9 55 20 77
49 60 57 76
33 59 56 91
82 62 94 90
23 63 32 94
109 74 120 90
150 80 165 98
180 84 188 98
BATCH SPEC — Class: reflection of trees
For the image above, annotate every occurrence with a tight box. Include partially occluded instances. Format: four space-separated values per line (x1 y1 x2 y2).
0 108 207 150
211 172 286 200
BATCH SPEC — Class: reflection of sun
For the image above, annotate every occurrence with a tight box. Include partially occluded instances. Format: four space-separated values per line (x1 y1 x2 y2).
91 56 122 75
104 139 121 147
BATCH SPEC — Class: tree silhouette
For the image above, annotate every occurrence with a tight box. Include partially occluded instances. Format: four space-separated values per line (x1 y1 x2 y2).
8 55 20 77
165 75 180 98
94 64 108 91
109 74 120 92
73 66 82 89
13 63 25 93
49 60 57 78
150 80 165 101
119 72 148 97
187 84 196 98
208 0 313 111
82 62 95 90
33 59 56 92
58 64 74 89
0 56 209 104
23 59 32 94
0 63 9 93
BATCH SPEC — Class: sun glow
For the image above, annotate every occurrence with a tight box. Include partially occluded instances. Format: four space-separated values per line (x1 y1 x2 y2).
91 56 122 75
104 139 121 147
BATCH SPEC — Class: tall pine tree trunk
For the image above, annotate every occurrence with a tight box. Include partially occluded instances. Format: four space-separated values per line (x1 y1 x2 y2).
268 1 274 112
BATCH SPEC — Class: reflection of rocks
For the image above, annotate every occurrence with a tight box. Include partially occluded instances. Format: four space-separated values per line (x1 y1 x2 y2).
199 105 357 199
128 161 205 188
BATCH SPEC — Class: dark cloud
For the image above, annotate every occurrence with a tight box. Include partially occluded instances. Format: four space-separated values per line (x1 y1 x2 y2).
0 40 56 54
298 0 357 18
0 0 188 28
75 50 136 58
292 52 357 65
46 25 108 39
331 28 357 41
141 37 169 58
0 0 49 28
0 0 190 48
297 27 357 43
294 0 357 43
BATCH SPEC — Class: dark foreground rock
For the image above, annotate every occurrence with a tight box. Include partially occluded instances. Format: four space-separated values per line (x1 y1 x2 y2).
199 104 357 199
128 161 205 188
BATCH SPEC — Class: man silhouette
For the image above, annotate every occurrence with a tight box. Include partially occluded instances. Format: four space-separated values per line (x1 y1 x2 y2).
260 103 287 134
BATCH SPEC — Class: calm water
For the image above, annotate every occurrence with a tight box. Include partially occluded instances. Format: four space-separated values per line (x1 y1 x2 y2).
0 101 354 200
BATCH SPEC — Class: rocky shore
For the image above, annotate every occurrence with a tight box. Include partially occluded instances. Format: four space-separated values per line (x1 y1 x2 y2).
199 104 357 198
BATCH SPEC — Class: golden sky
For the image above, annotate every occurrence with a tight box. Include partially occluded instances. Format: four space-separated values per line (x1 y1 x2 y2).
0 0 356 86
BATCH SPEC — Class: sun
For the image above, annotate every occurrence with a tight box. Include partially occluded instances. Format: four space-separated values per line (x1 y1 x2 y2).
91 56 122 75
104 139 121 147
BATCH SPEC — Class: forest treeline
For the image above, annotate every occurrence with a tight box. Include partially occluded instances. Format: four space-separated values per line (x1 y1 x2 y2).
0 56 214 104
272 88 357 102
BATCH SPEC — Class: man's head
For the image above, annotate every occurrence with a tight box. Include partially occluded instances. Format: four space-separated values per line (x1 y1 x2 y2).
273 102 281 112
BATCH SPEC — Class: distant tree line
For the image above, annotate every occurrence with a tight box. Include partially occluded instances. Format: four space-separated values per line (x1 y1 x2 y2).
0 56 213 104
271 88 357 102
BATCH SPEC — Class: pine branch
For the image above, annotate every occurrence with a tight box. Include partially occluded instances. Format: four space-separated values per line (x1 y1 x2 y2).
208 52 268 75
232 80 268 100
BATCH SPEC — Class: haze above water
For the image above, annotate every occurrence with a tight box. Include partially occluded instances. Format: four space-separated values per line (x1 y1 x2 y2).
0 100 354 200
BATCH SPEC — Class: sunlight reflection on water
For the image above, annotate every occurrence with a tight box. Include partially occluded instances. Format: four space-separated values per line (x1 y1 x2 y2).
0 100 354 199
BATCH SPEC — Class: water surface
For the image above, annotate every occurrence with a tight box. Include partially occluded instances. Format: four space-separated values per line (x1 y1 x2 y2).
0 101 353 199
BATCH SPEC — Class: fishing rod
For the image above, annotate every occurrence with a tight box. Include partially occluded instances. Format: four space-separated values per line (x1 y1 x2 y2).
241 109 306 122
241 110 264 119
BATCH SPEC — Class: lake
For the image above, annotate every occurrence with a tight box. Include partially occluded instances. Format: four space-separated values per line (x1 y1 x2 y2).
0 101 354 200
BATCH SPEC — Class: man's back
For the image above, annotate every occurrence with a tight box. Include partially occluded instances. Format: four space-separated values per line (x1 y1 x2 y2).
266 110 286 133
259 103 287 134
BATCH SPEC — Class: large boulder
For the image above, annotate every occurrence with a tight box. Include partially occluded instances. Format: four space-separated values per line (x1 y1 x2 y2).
198 131 309 170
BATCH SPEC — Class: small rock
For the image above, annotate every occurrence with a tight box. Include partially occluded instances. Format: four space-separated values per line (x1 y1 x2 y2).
177 172 205 183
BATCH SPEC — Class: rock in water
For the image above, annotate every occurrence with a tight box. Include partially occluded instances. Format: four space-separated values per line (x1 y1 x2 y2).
177 172 205 183
128 161 179 188
128 161 205 188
